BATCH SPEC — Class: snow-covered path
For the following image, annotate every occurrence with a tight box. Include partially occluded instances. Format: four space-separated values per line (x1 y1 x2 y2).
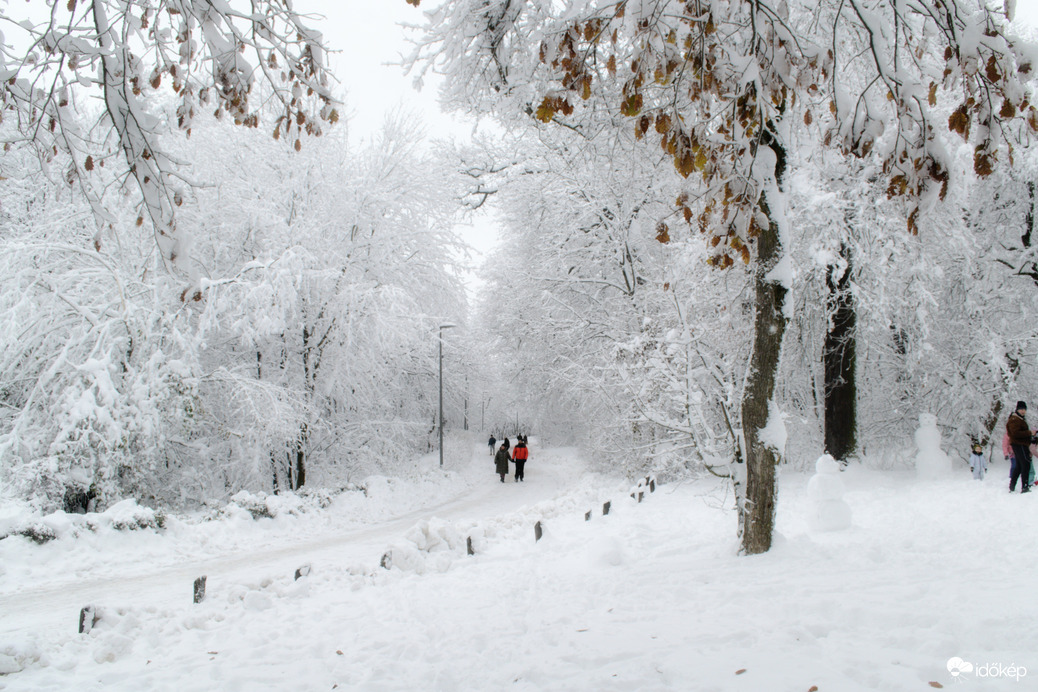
4 445 1038 691
0 440 596 644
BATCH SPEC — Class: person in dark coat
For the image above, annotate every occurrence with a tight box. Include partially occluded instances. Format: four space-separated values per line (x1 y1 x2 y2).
488 435 496 457
494 444 510 483
502 437 510 452
1007 401 1034 493
512 437 529 482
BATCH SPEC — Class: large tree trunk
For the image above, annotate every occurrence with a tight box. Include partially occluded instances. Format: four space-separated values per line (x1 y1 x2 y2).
739 208 788 555
737 128 788 556
824 243 857 462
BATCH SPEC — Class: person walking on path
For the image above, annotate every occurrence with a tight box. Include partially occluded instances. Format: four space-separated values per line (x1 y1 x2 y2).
512 437 529 482
1007 401 1034 493
494 443 510 483
488 435 496 457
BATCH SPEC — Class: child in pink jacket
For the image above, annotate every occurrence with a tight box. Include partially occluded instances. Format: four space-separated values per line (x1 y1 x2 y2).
1003 432 1016 480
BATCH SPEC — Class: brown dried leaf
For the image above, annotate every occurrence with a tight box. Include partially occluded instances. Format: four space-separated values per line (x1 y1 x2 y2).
655 221 670 244
986 55 1001 82
974 147 994 177
948 106 969 138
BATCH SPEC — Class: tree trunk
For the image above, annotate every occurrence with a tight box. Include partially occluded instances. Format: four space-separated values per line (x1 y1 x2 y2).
824 243 857 462
737 128 788 556
739 207 787 555
294 423 308 490
270 454 281 495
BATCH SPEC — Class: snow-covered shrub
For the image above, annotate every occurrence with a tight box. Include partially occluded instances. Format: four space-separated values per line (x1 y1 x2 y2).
103 499 167 532
224 491 278 520
7 523 58 545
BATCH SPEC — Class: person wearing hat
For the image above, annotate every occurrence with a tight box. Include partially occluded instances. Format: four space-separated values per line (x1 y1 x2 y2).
1006 401 1034 493
969 442 987 480
494 441 511 483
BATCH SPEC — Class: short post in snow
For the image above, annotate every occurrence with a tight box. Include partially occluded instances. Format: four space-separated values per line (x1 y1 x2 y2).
534 521 543 542
294 564 311 581
603 501 611 516
79 606 98 634
467 536 475 556
638 492 644 503
585 510 592 522
380 552 392 570
649 478 656 492
193 576 207 604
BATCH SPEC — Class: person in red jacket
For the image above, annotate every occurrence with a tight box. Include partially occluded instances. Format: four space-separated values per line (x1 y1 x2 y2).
512 437 529 482
1007 401 1034 493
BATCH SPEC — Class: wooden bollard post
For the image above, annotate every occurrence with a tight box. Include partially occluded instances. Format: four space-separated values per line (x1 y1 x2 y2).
380 552 392 570
534 521 543 542
294 564 311 581
649 478 656 492
78 606 98 634
603 501 611 515
638 492 644 503
193 576 207 604
467 536 475 556
585 510 592 522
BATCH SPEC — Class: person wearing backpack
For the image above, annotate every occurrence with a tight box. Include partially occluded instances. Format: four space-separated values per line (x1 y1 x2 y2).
512 437 529 482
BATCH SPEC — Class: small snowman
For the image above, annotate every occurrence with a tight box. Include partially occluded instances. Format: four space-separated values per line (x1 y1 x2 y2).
807 454 852 532
914 412 952 479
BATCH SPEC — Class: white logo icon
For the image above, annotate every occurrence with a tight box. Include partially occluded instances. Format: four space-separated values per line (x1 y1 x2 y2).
947 657 975 677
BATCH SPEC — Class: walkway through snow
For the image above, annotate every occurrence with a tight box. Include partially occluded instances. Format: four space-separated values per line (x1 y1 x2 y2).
0 440 601 642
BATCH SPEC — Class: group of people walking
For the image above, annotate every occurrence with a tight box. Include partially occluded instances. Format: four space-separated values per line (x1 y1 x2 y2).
488 434 530 483
971 401 1038 490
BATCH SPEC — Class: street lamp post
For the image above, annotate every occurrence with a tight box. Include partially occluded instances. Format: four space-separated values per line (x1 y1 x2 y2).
438 323 456 468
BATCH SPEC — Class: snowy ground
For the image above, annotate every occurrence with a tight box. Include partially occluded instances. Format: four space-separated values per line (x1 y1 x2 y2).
1 437 1036 691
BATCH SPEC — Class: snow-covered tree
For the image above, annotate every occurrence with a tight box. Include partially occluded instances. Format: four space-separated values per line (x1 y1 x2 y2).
410 0 1037 553
0 111 469 511
0 0 337 282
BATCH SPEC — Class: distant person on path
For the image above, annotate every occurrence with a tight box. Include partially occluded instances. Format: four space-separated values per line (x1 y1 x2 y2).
494 443 510 483
1006 401 1034 493
512 436 529 482
488 435 496 457
969 443 987 480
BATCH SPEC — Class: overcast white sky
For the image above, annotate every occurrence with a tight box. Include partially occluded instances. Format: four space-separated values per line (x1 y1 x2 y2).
296 1 472 144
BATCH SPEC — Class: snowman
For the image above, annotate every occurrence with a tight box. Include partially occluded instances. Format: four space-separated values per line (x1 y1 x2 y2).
807 454 852 531
914 412 952 479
